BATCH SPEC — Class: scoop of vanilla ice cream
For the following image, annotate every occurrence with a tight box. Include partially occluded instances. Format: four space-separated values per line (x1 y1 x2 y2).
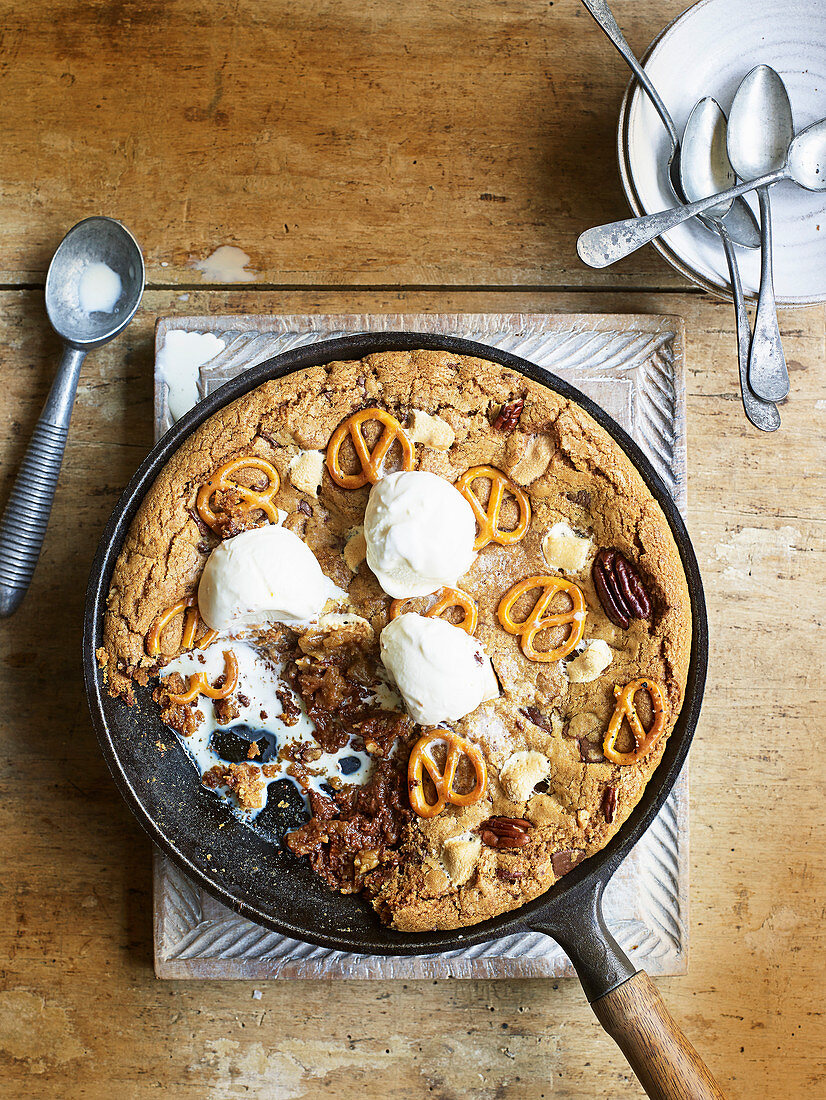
380 613 499 725
198 524 343 631
364 471 477 598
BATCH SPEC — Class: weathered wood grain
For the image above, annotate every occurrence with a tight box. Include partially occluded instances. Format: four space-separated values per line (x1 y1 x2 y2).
0 0 695 289
0 287 823 1098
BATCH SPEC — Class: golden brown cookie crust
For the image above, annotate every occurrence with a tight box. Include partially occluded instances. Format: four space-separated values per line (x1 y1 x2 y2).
100 349 692 931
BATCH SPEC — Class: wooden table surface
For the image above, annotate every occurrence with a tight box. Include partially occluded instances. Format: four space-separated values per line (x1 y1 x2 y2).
0 2 823 1097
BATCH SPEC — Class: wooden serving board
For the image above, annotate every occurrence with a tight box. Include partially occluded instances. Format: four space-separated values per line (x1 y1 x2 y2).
152 311 688 980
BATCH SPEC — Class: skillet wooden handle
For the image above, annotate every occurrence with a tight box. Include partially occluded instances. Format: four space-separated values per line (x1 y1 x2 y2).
592 971 726 1100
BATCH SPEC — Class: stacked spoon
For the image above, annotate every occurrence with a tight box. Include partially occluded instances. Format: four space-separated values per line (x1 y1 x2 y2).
580 0 825 431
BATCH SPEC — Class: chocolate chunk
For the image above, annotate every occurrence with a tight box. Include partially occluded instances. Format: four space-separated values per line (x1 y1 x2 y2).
497 868 525 882
186 505 212 539
298 499 312 516
566 489 592 509
521 705 552 733
602 784 617 824
257 428 280 449
551 849 584 878
578 737 605 764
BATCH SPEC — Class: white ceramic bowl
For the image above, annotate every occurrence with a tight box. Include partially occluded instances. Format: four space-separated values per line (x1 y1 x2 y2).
618 0 826 305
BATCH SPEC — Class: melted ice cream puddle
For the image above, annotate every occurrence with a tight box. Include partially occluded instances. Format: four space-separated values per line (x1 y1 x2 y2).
161 637 398 822
156 329 226 421
78 261 122 314
191 244 255 283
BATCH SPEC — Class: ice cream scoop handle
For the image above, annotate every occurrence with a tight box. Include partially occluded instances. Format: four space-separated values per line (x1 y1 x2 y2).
0 345 86 616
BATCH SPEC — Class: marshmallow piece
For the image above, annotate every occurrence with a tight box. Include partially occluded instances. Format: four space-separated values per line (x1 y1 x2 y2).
440 832 482 885
510 434 554 486
499 750 551 803
198 524 342 631
408 409 455 450
542 522 591 574
343 528 367 572
365 471 477 598
288 450 324 497
380 613 498 726
566 640 613 683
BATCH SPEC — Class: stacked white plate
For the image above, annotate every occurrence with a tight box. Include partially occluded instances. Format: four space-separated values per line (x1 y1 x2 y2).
619 0 826 305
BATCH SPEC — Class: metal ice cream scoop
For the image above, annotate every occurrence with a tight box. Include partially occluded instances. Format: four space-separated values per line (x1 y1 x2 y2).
0 216 144 616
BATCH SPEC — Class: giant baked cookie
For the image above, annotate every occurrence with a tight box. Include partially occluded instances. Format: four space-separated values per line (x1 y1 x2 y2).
99 349 691 931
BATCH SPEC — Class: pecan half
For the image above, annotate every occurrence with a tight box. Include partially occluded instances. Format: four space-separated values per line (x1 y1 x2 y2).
492 396 525 432
479 816 532 849
592 548 652 629
551 849 584 877
601 784 617 823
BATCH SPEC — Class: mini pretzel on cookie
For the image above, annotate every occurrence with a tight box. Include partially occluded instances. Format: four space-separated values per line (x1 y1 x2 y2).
497 575 586 662
389 587 479 635
195 456 280 533
165 650 239 706
603 678 666 765
455 465 531 550
408 729 488 818
326 408 414 488
145 597 218 658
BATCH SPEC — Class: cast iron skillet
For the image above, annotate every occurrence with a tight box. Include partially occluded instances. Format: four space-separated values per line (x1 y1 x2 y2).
83 333 723 1099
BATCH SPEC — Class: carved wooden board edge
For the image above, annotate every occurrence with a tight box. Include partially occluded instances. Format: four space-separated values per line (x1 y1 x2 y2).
152 311 689 981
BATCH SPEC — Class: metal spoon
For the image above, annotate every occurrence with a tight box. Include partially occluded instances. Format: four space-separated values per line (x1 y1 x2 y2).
580 0 760 247
728 65 794 403
681 99 780 432
579 0 770 431
577 117 826 267
0 217 145 616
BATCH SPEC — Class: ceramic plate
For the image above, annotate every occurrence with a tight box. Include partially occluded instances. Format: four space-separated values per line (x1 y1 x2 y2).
618 0 826 305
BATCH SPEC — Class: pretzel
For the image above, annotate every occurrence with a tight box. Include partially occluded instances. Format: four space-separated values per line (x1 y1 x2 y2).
195 456 280 532
603 678 666 765
389 587 479 635
165 650 239 706
145 598 218 658
408 729 488 818
455 465 531 550
497 574 586 662
326 408 414 488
